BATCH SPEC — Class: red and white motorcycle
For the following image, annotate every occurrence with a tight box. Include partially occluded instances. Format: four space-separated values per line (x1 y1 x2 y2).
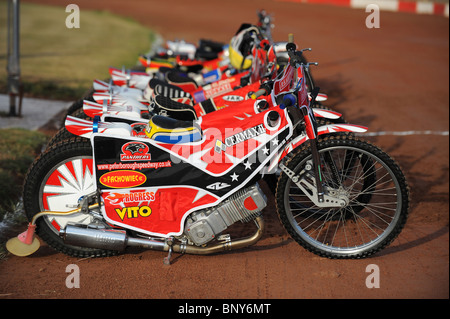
6 44 409 262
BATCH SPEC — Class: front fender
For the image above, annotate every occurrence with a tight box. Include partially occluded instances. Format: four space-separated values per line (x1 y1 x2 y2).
267 123 368 172
65 115 132 139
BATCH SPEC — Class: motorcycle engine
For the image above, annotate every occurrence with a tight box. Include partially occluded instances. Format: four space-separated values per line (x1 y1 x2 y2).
184 184 267 246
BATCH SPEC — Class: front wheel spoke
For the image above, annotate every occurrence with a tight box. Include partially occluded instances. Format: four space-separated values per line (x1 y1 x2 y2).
351 201 396 227
351 212 386 237
305 209 341 243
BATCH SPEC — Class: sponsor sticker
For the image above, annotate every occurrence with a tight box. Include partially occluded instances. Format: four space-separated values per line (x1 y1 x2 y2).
105 191 156 205
214 124 266 153
222 95 244 102
204 82 232 99
97 160 172 171
120 142 151 161
115 205 153 221
99 170 147 188
274 65 295 96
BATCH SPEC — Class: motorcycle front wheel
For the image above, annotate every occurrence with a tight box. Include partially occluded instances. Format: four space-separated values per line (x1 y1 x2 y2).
276 135 409 259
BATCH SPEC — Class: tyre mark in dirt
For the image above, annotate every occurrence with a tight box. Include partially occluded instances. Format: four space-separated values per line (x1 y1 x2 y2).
259 264 269 298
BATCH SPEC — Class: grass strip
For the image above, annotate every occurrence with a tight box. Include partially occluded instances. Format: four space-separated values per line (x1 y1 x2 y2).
0 1 155 100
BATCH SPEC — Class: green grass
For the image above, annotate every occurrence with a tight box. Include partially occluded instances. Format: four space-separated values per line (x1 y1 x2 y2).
0 128 48 219
0 1 155 100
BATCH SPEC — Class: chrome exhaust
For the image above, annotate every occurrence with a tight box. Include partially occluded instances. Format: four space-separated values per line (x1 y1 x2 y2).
59 216 264 255
175 216 265 255
59 225 169 252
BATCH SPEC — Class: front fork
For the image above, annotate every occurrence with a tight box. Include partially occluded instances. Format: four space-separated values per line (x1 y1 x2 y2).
309 138 324 203
298 97 325 203
283 91 341 206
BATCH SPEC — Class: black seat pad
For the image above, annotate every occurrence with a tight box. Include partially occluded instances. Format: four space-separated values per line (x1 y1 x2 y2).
151 115 196 130
153 95 197 121
149 78 192 99
165 70 198 88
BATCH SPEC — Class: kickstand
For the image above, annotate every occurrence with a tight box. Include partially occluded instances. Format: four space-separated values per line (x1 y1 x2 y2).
163 238 174 265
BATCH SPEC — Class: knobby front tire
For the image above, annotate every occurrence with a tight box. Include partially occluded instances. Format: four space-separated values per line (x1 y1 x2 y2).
276 135 409 259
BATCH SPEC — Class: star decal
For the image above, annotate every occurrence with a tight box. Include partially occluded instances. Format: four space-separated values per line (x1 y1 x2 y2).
243 161 252 170
230 172 239 181
271 138 279 146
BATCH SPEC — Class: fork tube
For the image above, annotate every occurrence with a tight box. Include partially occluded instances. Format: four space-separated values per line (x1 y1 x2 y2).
298 103 324 203
309 138 324 203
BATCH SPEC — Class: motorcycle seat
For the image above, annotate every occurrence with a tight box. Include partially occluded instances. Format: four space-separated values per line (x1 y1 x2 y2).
153 95 197 121
197 39 225 54
145 115 202 144
165 70 199 92
148 78 193 100
194 48 219 60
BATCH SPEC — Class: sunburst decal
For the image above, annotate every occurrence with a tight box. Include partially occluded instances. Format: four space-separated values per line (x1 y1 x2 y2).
41 157 95 231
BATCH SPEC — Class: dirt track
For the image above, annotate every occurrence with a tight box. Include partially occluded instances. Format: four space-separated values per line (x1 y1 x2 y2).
0 0 448 301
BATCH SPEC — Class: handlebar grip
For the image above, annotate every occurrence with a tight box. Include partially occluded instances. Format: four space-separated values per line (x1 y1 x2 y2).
286 42 296 53
250 88 268 99
280 93 297 109
285 44 303 66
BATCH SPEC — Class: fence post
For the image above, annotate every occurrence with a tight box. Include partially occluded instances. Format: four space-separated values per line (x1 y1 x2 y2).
6 0 22 117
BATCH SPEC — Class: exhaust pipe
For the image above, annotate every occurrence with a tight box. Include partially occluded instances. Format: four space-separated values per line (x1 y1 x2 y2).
175 216 265 255
59 226 169 252
59 216 265 255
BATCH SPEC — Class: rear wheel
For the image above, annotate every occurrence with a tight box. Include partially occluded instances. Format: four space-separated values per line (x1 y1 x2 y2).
276 135 409 258
23 138 117 257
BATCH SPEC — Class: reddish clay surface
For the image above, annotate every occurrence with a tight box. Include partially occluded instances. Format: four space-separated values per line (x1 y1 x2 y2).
1 0 448 301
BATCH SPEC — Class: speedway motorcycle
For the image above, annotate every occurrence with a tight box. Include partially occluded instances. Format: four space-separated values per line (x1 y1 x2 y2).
90 43 323 116
65 13 320 118
6 44 409 262
48 37 280 147
136 9 276 73
62 23 264 119
90 28 327 122
48 44 340 149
